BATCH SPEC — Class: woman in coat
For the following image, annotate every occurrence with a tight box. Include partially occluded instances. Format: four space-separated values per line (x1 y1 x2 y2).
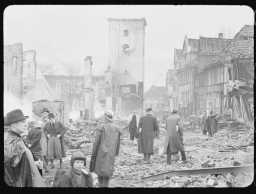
43 113 67 169
89 111 121 187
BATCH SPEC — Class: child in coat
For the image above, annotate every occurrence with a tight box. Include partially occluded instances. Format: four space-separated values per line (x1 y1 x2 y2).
53 151 98 187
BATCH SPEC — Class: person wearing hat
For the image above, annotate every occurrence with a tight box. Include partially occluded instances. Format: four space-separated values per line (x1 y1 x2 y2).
89 110 121 187
4 109 45 187
43 112 68 169
53 151 96 187
137 107 159 163
27 121 44 176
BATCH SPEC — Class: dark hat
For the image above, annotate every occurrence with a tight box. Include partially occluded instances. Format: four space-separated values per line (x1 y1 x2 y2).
146 107 152 112
4 109 29 126
48 113 55 119
71 151 86 167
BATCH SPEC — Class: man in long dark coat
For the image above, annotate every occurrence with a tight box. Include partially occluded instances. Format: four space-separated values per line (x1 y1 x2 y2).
138 108 159 162
89 111 121 187
163 110 186 165
44 113 67 168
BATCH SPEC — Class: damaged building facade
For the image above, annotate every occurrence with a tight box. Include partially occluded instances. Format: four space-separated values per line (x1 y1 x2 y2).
44 73 106 119
173 25 254 123
4 43 24 99
108 18 146 117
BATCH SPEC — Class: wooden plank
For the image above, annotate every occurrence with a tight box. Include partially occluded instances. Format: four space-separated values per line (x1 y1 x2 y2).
141 165 253 181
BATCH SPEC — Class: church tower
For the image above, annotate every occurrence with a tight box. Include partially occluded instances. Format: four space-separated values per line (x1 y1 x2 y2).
108 18 146 116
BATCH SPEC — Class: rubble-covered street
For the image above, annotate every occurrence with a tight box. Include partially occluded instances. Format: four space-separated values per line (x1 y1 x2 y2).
44 120 254 187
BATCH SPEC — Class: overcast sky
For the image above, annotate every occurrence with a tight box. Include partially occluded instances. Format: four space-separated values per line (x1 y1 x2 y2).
4 5 254 91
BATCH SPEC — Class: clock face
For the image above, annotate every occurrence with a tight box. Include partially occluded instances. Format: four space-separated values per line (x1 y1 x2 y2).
121 29 136 55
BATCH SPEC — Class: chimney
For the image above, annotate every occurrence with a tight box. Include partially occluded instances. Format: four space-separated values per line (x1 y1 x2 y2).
218 33 224 39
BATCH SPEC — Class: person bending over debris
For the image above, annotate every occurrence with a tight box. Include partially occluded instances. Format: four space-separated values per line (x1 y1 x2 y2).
89 111 121 187
44 113 67 169
53 151 97 187
163 110 186 165
27 121 44 176
138 108 159 163
128 112 138 141
4 109 45 187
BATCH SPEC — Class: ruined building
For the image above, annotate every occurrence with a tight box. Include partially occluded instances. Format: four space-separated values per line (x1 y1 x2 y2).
108 18 146 117
23 50 37 95
4 43 23 99
173 25 254 124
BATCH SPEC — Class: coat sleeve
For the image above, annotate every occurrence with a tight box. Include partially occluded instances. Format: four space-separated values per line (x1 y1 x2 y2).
56 122 68 136
89 129 102 172
20 152 33 187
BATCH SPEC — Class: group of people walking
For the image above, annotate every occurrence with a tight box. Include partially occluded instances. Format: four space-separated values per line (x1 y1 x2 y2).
128 108 187 165
5 106 216 187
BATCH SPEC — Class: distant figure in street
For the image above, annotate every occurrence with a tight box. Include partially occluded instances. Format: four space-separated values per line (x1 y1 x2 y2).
4 109 45 187
138 108 159 163
53 151 97 187
201 111 208 135
163 110 186 165
27 121 44 176
128 112 138 141
40 109 50 173
89 111 121 187
44 113 67 169
206 110 218 137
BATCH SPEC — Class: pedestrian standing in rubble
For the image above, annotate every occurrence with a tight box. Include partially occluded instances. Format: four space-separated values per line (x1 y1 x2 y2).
53 151 97 187
4 109 45 187
27 121 44 176
201 111 208 135
138 108 159 163
89 111 121 187
207 110 218 137
44 113 67 169
163 110 186 165
128 112 138 141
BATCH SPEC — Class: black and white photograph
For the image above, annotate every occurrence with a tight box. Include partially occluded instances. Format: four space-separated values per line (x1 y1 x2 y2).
3 5 254 187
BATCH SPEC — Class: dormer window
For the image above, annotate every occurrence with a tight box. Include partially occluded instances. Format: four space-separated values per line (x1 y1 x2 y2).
123 29 129 37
